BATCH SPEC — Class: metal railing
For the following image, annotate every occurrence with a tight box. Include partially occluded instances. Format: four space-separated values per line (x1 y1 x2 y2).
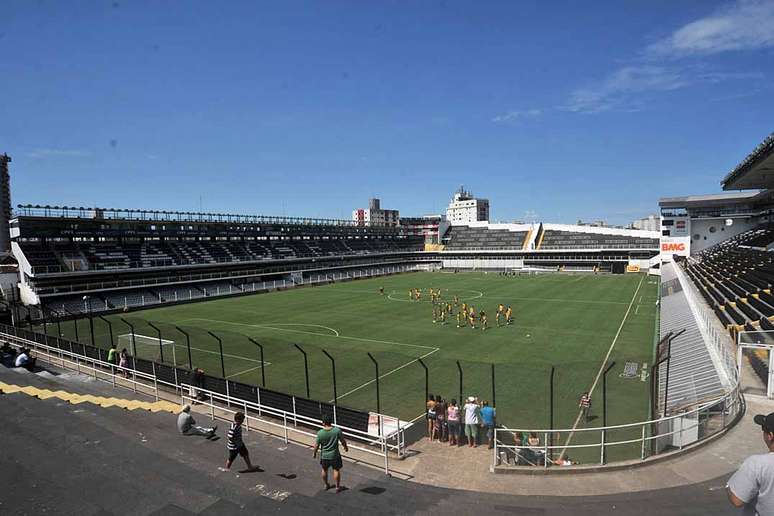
0 329 407 475
180 384 403 474
29 250 427 276
33 257 432 294
493 382 743 469
42 264 425 315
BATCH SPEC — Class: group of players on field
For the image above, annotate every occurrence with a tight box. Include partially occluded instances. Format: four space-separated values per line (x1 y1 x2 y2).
398 287 513 330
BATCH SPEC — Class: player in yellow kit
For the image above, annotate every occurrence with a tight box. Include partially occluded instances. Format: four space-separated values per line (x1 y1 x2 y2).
505 305 513 325
456 310 465 328
453 295 460 307
468 306 476 329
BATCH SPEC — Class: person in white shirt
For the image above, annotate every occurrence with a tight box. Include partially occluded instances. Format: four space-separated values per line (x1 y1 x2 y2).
14 349 31 370
728 412 774 515
463 396 480 448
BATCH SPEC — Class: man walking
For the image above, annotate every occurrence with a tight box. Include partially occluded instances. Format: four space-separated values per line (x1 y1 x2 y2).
727 412 774 514
177 404 217 438
313 413 349 493
579 392 592 422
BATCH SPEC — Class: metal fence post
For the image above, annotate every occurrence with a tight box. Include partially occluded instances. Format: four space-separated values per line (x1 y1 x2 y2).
322 349 337 422
148 321 164 363
456 360 463 408
248 337 266 387
417 358 429 422
368 353 381 416
207 331 226 378
175 326 193 370
294 344 310 398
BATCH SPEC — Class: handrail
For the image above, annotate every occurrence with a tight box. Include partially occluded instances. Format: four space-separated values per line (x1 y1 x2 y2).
493 382 742 468
0 328 405 475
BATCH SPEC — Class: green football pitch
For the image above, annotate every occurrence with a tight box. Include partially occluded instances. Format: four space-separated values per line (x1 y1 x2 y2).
43 271 659 442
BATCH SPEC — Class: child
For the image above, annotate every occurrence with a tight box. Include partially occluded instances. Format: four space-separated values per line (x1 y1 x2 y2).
225 412 255 471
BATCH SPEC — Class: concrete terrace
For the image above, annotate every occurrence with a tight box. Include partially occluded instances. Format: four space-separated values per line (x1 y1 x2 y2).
0 360 770 514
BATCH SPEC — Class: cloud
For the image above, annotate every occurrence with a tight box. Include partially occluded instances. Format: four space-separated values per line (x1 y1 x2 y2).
647 0 774 57
492 109 542 123
566 65 689 113
27 148 91 159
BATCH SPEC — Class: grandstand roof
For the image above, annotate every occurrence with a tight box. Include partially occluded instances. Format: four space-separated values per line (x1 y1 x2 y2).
721 132 774 191
658 191 759 208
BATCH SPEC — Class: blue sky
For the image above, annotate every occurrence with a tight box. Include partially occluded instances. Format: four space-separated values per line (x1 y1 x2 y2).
2 0 772 224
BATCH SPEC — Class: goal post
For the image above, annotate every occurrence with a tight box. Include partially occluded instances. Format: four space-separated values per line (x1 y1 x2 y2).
117 333 176 363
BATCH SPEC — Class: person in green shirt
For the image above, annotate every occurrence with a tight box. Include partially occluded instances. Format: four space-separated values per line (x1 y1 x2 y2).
107 344 118 367
313 413 349 493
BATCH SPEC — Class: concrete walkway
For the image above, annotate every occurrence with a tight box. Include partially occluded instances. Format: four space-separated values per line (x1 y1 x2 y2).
388 394 773 496
8 353 774 501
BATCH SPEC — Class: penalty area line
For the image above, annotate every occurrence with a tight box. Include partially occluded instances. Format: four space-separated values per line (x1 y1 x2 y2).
331 348 440 403
226 364 268 379
181 317 438 351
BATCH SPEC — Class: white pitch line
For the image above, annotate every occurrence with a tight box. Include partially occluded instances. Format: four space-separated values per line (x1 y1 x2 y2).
134 339 267 365
557 274 645 461
184 317 438 351
226 364 266 379
332 348 440 402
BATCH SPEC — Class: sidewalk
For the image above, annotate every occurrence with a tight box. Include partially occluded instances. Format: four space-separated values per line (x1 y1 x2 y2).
390 394 773 496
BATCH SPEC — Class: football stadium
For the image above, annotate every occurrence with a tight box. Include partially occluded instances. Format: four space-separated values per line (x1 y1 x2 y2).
2 2 773 514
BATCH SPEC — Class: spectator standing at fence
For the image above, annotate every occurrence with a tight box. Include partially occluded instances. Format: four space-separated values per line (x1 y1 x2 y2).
225 412 255 471
727 412 774 514
426 394 437 439
314 413 349 493
463 397 480 447
177 404 217 438
447 399 460 446
119 348 129 377
480 401 496 449
191 367 206 403
433 395 446 442
579 392 592 422
107 344 118 367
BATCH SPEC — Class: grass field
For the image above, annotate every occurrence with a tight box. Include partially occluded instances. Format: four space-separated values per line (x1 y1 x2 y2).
44 271 659 450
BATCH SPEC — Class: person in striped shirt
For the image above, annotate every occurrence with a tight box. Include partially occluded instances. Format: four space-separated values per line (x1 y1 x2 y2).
225 412 255 470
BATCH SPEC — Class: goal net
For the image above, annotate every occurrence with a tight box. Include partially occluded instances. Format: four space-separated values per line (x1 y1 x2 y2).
117 333 175 362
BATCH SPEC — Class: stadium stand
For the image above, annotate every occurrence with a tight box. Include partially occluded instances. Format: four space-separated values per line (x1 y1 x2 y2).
443 225 528 249
682 225 774 331
10 206 431 317
539 229 658 250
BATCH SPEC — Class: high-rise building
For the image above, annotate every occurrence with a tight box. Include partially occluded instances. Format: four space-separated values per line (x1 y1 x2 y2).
632 214 660 232
0 154 11 255
352 198 400 227
445 187 489 224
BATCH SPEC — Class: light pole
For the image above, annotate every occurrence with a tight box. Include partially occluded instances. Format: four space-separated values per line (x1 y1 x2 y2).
83 295 95 347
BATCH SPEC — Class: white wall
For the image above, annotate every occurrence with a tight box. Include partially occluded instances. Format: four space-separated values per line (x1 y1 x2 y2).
442 257 524 269
689 217 756 254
